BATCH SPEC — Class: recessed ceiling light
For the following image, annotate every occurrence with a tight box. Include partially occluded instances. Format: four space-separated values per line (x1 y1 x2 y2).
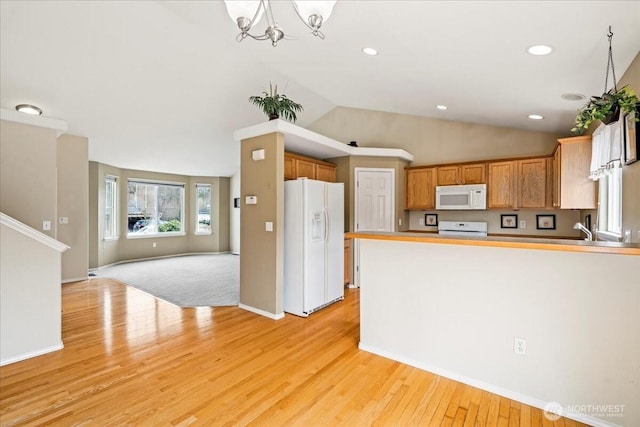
527 45 553 56
436 105 448 110
528 114 544 120
15 104 43 116
561 93 586 101
362 47 378 56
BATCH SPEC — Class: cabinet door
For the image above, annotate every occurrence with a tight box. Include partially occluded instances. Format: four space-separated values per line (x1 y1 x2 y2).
488 161 515 209
437 166 460 185
552 148 561 207
296 159 316 179
284 154 296 180
316 164 336 182
406 168 437 209
517 158 547 208
557 136 596 209
461 163 486 184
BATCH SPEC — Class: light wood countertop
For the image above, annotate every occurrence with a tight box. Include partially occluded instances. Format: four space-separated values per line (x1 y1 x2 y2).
345 231 640 256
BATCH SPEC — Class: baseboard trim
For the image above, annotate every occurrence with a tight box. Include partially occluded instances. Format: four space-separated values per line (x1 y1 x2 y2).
239 304 285 320
358 343 621 427
1 342 64 367
62 276 88 284
91 252 232 271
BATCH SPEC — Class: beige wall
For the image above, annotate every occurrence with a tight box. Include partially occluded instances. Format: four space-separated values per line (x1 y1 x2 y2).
0 120 58 238
239 133 284 317
1 224 63 365
89 162 231 269
359 238 640 427
57 134 89 282
309 107 560 166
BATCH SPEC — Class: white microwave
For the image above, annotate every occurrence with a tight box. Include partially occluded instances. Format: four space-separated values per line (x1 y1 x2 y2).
435 184 487 210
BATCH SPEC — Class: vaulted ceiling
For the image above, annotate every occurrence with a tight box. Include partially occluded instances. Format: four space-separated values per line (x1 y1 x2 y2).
1 1 639 176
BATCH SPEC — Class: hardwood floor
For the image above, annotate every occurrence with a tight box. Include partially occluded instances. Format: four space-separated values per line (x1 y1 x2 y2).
0 279 586 426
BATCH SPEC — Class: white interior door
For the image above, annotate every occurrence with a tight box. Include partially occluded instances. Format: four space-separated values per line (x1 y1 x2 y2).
355 169 394 232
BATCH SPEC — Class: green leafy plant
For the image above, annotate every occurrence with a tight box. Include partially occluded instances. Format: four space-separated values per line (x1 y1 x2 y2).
572 86 639 135
249 83 303 123
159 219 181 232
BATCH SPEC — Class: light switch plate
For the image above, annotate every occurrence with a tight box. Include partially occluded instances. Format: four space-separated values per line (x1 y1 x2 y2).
59 217 69 224
265 221 273 232
519 220 526 228
43 220 51 231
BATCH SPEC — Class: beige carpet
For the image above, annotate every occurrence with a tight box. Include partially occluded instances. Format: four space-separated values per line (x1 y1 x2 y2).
96 254 239 307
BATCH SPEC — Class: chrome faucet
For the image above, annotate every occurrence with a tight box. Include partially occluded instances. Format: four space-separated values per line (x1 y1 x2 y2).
574 222 593 241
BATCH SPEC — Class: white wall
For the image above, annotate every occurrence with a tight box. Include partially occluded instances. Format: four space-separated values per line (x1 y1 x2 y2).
1 224 64 365
358 238 639 427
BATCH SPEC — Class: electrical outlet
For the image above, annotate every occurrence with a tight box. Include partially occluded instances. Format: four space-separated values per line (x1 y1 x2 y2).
519 220 526 229
418 218 424 226
514 337 527 355
152 242 157 248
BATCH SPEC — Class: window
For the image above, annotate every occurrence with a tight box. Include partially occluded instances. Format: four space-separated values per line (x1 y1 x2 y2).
195 184 212 235
127 180 185 237
105 176 118 239
597 167 622 240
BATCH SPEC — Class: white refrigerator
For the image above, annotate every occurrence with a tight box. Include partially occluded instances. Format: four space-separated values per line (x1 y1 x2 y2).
284 178 344 317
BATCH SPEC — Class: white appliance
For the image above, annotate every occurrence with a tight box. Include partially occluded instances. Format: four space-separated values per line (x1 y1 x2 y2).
436 184 487 210
284 178 344 317
438 221 488 237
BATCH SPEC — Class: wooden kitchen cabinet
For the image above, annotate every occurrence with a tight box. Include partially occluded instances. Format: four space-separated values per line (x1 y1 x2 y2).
405 167 437 209
316 163 337 182
284 152 337 183
487 161 516 209
344 238 351 285
436 163 486 185
552 136 596 209
517 157 548 209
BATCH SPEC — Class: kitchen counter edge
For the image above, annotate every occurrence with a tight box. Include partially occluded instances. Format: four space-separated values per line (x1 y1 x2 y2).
345 231 640 256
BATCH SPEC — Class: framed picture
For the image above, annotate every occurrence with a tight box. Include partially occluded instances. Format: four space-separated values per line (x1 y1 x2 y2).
425 213 438 226
624 103 639 165
536 214 556 230
501 214 518 229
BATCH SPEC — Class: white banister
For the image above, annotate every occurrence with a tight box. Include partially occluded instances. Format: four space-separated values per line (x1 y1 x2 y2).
0 212 69 253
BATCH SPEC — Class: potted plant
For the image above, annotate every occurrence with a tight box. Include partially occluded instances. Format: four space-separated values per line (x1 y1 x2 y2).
249 83 303 123
571 85 639 135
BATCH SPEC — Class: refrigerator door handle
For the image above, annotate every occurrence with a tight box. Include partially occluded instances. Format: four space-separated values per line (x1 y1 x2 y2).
323 209 329 242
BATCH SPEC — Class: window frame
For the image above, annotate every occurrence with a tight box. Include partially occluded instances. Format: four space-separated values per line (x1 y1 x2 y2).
596 167 622 241
104 175 119 240
126 179 186 239
195 183 212 236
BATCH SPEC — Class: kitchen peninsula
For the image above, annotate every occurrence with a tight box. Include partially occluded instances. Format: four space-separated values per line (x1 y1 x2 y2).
348 231 639 427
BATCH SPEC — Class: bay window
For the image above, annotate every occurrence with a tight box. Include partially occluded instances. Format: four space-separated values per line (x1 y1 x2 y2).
127 180 185 237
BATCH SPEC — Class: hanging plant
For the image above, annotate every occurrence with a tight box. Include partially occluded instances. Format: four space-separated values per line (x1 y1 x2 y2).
249 83 303 123
571 26 639 135
572 86 639 135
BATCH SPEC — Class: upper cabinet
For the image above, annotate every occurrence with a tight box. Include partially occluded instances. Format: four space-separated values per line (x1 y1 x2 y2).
284 152 336 183
552 136 596 209
517 157 549 209
437 163 486 185
406 167 437 209
487 161 516 209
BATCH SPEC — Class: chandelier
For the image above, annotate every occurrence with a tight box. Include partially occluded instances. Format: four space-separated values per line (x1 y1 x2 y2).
223 0 337 47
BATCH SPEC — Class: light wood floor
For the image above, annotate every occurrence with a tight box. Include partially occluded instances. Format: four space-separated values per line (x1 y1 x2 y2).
0 279 586 426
